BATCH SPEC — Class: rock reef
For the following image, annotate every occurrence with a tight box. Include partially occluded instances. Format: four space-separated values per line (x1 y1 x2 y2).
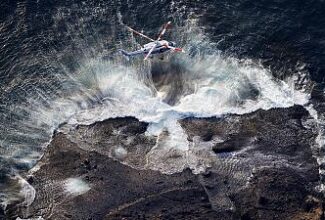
10 105 324 220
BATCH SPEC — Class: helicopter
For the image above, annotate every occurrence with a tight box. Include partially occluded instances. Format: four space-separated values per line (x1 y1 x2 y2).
119 21 184 60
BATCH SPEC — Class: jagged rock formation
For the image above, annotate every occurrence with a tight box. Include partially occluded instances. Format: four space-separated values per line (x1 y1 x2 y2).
11 105 324 220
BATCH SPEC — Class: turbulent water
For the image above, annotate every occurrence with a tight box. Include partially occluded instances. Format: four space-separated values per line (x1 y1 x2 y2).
1 0 325 217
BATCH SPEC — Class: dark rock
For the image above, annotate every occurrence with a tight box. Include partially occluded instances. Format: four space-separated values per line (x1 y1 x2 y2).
181 105 323 219
14 120 222 220
0 206 5 220
201 131 214 142
9 106 324 220
233 167 323 220
26 176 34 184
212 136 250 153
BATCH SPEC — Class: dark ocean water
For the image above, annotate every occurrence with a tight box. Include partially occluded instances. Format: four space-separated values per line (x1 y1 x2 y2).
2 0 325 81
0 0 325 218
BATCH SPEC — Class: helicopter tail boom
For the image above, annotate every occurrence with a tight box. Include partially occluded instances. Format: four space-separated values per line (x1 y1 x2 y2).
119 49 131 57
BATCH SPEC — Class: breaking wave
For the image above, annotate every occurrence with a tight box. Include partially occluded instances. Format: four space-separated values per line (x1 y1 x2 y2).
3 17 311 176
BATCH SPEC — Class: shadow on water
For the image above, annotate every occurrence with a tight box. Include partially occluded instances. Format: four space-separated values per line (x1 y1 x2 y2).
150 57 260 106
150 58 194 106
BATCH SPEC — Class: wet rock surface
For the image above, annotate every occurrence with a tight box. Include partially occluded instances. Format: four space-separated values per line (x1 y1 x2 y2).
14 132 218 220
11 105 324 220
181 105 323 220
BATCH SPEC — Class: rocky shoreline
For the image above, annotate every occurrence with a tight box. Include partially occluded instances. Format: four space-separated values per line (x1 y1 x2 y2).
8 105 324 219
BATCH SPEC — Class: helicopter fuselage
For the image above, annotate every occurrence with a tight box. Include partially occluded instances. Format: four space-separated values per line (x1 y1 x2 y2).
120 40 176 58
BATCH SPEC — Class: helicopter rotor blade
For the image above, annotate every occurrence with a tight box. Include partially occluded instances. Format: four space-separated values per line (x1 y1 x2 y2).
125 26 155 42
157 21 171 41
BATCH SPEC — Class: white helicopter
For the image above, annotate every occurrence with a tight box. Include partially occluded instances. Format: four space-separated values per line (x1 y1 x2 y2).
119 21 184 60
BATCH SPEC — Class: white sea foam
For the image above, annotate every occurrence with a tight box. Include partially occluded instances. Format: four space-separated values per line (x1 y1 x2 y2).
304 103 325 193
4 18 311 175
0 175 36 212
16 217 44 220
55 49 309 173
64 178 90 196
18 176 36 206
112 145 128 160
